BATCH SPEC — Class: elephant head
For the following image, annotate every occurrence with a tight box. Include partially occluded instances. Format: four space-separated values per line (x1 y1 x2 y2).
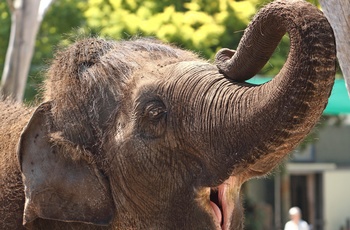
17 0 335 229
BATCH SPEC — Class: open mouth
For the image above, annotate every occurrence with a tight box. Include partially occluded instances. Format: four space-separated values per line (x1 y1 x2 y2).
208 176 237 230
210 188 223 225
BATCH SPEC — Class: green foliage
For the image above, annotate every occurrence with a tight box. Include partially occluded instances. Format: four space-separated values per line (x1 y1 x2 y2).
83 0 262 59
0 2 11 78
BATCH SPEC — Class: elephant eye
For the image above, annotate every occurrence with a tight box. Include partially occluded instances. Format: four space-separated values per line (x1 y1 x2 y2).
138 100 167 139
144 101 167 121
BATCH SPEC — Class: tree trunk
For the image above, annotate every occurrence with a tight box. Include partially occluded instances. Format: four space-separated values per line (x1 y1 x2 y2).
1 0 53 102
319 0 350 97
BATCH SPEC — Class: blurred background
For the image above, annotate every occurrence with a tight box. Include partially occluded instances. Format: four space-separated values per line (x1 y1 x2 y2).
0 0 349 229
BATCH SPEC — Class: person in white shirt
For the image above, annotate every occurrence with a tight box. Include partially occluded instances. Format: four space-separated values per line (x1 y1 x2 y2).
284 207 310 230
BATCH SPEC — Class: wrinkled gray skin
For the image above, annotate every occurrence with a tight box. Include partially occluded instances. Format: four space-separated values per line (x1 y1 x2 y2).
0 1 336 229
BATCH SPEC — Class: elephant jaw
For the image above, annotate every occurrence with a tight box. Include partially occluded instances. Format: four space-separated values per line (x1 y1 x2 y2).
208 176 242 230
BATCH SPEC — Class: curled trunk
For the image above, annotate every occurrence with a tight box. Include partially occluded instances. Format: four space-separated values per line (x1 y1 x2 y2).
215 0 336 177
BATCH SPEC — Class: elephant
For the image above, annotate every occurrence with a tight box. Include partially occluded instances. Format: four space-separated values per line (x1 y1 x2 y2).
0 0 336 229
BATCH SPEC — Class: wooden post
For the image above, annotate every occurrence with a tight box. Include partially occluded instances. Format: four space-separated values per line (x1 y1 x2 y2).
281 169 290 228
306 174 315 228
274 171 282 229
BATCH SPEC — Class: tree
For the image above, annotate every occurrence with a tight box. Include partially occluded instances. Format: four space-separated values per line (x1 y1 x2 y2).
319 0 350 96
0 0 54 102
27 0 87 101
84 0 264 59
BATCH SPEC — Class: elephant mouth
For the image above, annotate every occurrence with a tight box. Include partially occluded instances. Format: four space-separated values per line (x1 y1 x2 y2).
208 176 237 230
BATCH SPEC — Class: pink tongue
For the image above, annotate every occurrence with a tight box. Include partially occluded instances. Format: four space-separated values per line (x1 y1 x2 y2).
210 201 222 225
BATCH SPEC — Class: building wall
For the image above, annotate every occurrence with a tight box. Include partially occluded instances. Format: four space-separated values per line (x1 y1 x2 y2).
315 125 350 165
323 169 350 230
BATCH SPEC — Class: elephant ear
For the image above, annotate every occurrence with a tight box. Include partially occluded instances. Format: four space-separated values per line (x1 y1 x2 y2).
17 102 115 226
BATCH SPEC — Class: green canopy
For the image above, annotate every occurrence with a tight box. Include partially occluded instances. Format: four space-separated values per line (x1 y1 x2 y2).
247 77 350 115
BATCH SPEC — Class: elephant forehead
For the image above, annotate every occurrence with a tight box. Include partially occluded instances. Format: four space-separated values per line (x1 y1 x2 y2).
159 61 223 102
44 39 197 100
163 61 219 82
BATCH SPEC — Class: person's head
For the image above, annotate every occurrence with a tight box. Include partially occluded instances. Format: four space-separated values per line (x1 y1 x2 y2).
289 207 302 223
